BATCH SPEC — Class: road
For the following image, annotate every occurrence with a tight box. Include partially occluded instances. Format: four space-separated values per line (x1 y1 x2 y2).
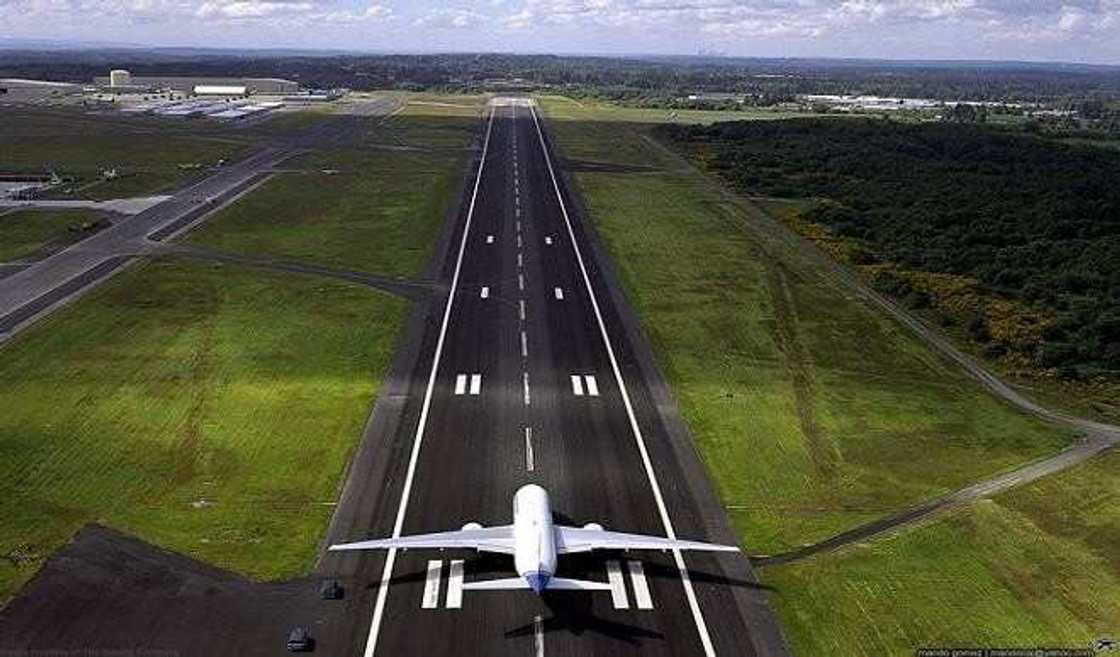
320 98 789 657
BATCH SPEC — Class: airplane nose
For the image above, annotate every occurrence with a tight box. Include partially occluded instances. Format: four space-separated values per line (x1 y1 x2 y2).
526 572 550 593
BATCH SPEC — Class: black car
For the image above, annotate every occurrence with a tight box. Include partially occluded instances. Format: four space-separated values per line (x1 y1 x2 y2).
286 627 313 652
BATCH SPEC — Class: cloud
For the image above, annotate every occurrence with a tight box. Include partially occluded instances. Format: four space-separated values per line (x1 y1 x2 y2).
412 7 485 28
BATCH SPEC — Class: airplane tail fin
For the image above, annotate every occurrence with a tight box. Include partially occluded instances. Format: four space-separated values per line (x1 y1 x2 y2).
462 577 612 591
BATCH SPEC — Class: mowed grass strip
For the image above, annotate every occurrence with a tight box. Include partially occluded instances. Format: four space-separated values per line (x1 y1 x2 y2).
187 110 477 276
0 259 407 601
765 449 1120 656
1 109 250 200
0 209 104 262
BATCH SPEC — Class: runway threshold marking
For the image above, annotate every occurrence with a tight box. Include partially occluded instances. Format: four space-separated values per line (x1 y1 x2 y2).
606 560 629 609
570 375 584 396
422 560 442 609
447 560 464 609
584 375 600 397
524 427 535 472
454 374 467 395
529 103 720 657
628 560 654 610
554 287 564 300
470 374 482 396
480 286 490 299
362 104 495 657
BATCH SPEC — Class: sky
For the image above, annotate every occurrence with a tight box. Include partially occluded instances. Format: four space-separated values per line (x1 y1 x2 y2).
1 0 1119 65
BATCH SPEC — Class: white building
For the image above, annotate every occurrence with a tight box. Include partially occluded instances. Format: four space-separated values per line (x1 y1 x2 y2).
109 69 131 87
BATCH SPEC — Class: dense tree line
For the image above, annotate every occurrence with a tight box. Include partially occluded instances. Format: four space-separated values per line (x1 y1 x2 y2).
660 119 1120 377
2 50 1119 103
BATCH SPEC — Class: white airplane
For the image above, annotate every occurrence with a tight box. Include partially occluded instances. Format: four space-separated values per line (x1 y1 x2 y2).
329 484 738 593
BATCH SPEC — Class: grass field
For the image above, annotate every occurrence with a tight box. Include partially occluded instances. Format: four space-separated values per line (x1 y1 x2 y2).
765 450 1120 655
187 100 481 275
536 96 1104 653
0 108 254 200
0 259 407 602
0 209 105 262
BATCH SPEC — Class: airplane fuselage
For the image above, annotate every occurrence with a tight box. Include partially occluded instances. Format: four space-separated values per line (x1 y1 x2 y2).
512 484 557 593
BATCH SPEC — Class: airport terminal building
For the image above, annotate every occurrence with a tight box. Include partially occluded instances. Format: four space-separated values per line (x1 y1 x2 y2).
92 75 298 95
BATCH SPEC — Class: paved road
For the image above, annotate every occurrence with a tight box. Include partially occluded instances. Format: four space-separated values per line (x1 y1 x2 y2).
319 99 789 657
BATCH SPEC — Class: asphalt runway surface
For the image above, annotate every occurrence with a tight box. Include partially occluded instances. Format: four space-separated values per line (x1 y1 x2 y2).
321 99 788 657
0 97 788 656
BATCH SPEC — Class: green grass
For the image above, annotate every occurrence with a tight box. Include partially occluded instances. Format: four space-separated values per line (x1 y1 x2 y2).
0 259 408 601
765 450 1120 656
187 109 476 275
537 97 1099 653
0 209 104 262
0 108 254 199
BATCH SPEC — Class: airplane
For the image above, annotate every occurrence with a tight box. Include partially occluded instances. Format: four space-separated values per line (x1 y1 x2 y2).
329 483 738 593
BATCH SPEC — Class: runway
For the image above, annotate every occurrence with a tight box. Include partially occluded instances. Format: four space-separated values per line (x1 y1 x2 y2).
323 98 789 657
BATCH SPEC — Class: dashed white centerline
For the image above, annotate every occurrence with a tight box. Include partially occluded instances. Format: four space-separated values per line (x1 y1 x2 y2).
518 274 525 291
519 299 526 320
528 101 719 657
554 287 564 300
516 220 521 233
517 234 523 248
480 286 489 299
517 253 523 269
523 372 531 406
524 427 535 472
534 615 544 657
520 330 528 358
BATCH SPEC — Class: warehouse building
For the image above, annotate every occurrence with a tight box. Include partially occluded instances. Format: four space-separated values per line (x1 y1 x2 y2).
93 74 298 95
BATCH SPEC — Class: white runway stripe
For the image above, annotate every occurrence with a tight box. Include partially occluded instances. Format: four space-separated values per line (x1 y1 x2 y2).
486 234 494 244
454 374 467 395
469 373 482 396
524 427 534 472
570 375 584 396
518 274 525 291
523 372 531 406
422 560 441 609
446 560 464 609
628 561 654 610
606 560 629 610
480 286 489 299
519 300 526 321
521 330 528 358
545 236 552 245
554 287 564 300
584 375 600 397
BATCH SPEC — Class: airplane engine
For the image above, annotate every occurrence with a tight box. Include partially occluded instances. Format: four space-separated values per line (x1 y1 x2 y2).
461 522 483 531
582 523 604 531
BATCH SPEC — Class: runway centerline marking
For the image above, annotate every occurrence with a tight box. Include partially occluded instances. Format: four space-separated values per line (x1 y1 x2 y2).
362 104 495 657
520 330 528 358
517 234 523 248
523 371 531 406
480 286 489 299
422 560 441 609
519 299 526 321
534 615 544 657
446 560 464 609
529 102 720 657
518 273 525 291
517 253 523 269
524 427 535 472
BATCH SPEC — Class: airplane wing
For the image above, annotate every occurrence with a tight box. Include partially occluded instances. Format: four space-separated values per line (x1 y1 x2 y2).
329 525 515 554
554 526 739 554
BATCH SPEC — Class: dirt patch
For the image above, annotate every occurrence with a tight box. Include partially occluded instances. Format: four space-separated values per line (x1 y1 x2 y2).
0 524 358 655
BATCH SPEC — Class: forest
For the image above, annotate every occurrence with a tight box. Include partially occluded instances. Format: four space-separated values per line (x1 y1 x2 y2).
660 119 1120 378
